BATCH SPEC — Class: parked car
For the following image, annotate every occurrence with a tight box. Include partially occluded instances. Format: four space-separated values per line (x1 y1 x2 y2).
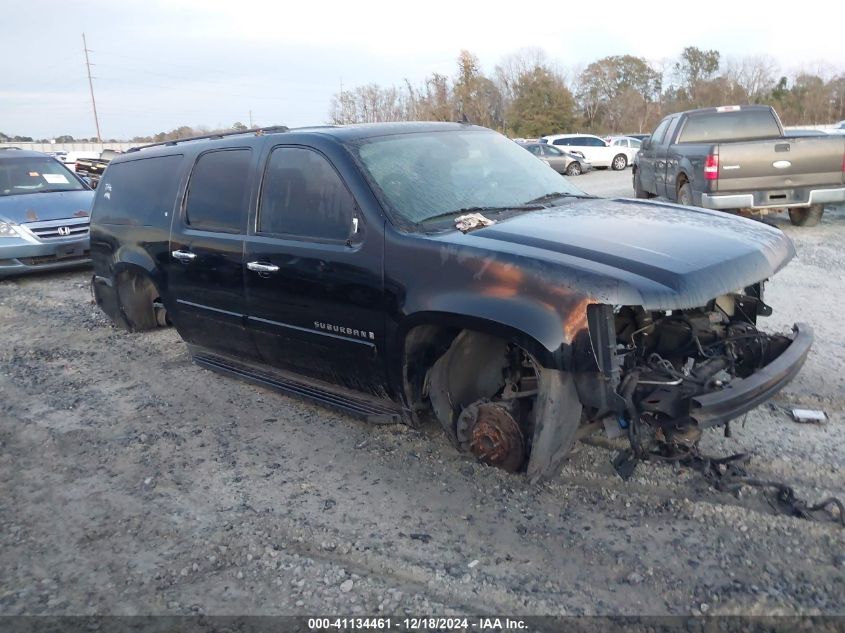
623 133 650 141
608 136 642 163
539 133 630 170
90 122 811 482
518 142 592 176
633 105 845 226
75 149 120 189
825 121 845 134
0 149 94 276
62 151 99 172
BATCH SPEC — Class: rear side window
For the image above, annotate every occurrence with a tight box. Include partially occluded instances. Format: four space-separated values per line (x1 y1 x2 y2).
678 110 781 143
258 147 353 241
94 155 183 226
184 149 252 233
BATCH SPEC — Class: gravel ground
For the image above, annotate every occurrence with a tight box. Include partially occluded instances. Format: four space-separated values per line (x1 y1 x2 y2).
1 174 843 616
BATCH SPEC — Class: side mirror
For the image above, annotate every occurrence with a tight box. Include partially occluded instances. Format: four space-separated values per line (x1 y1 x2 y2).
641 138 652 151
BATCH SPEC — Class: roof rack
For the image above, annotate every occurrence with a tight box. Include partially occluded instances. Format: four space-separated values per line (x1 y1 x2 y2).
126 125 290 153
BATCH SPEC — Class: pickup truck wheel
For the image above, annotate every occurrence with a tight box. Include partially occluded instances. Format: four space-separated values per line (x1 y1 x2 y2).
788 205 824 227
565 161 582 176
611 154 627 170
678 182 694 207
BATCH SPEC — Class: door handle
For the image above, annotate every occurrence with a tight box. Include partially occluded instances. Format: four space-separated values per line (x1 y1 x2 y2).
247 261 280 274
171 250 197 262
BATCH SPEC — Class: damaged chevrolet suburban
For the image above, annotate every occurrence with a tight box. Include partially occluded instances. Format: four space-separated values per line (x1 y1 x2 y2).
89 123 812 481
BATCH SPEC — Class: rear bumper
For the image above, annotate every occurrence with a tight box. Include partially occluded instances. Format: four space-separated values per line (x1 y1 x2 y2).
690 322 812 428
700 187 845 210
0 237 90 277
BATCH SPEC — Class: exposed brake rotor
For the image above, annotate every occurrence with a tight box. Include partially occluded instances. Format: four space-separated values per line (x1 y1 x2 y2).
457 402 525 472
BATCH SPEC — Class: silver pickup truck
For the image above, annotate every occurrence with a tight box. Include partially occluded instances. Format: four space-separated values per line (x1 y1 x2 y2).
633 105 845 226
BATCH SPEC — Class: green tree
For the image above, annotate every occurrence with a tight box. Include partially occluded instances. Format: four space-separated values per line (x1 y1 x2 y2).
576 55 661 132
507 66 575 138
673 46 721 103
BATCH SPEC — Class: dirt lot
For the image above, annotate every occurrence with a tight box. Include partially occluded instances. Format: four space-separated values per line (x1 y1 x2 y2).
1 192 843 616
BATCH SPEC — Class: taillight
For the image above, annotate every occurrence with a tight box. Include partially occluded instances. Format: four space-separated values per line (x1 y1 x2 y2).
704 154 719 180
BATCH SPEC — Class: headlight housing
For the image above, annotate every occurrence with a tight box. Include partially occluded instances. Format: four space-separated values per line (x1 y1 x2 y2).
0 222 20 238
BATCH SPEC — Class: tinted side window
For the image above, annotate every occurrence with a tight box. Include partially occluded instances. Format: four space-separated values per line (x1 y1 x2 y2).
258 147 353 241
586 137 606 147
552 139 570 146
184 149 252 233
94 155 183 226
543 145 563 156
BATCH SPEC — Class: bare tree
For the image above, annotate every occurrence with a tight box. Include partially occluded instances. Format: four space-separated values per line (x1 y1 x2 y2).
724 55 778 102
494 48 548 103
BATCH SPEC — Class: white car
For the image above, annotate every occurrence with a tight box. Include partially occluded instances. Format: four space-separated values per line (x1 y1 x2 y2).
608 136 642 164
539 133 631 170
825 121 845 135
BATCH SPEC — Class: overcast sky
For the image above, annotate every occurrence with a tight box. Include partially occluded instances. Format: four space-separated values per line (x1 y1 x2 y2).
2 0 843 140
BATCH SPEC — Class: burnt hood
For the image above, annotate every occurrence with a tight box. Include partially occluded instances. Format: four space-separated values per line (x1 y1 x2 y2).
439 197 795 309
0 190 95 224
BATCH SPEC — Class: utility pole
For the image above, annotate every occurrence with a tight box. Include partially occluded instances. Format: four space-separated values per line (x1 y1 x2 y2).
82 33 102 142
249 110 253 128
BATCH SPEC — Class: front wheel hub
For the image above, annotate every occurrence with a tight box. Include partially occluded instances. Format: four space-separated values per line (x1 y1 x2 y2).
457 402 525 472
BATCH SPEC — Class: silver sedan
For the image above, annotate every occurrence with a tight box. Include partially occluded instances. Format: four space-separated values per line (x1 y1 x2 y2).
518 142 592 176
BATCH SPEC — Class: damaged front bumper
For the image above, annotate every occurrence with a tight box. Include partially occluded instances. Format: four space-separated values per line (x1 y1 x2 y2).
690 322 812 427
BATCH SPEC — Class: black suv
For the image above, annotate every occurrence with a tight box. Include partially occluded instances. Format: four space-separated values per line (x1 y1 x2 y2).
90 123 812 481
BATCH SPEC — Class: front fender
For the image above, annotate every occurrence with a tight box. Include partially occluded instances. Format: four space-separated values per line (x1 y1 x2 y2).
392 290 592 372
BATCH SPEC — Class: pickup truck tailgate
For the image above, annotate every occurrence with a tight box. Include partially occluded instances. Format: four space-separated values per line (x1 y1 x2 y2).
713 136 845 194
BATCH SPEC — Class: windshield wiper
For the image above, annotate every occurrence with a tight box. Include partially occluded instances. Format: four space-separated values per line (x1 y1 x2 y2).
420 204 545 224
525 191 593 205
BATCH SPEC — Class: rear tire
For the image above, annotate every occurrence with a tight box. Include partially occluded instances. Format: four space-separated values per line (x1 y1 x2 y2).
566 161 582 176
611 154 627 170
788 205 824 227
678 182 694 207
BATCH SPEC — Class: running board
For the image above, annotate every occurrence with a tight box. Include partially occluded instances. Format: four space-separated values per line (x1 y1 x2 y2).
192 353 406 424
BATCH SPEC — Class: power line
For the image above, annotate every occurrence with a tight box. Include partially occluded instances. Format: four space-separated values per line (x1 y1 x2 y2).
82 33 102 142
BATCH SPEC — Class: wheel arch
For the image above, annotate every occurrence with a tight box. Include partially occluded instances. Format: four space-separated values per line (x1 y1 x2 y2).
109 262 166 331
393 310 584 482
388 291 586 409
